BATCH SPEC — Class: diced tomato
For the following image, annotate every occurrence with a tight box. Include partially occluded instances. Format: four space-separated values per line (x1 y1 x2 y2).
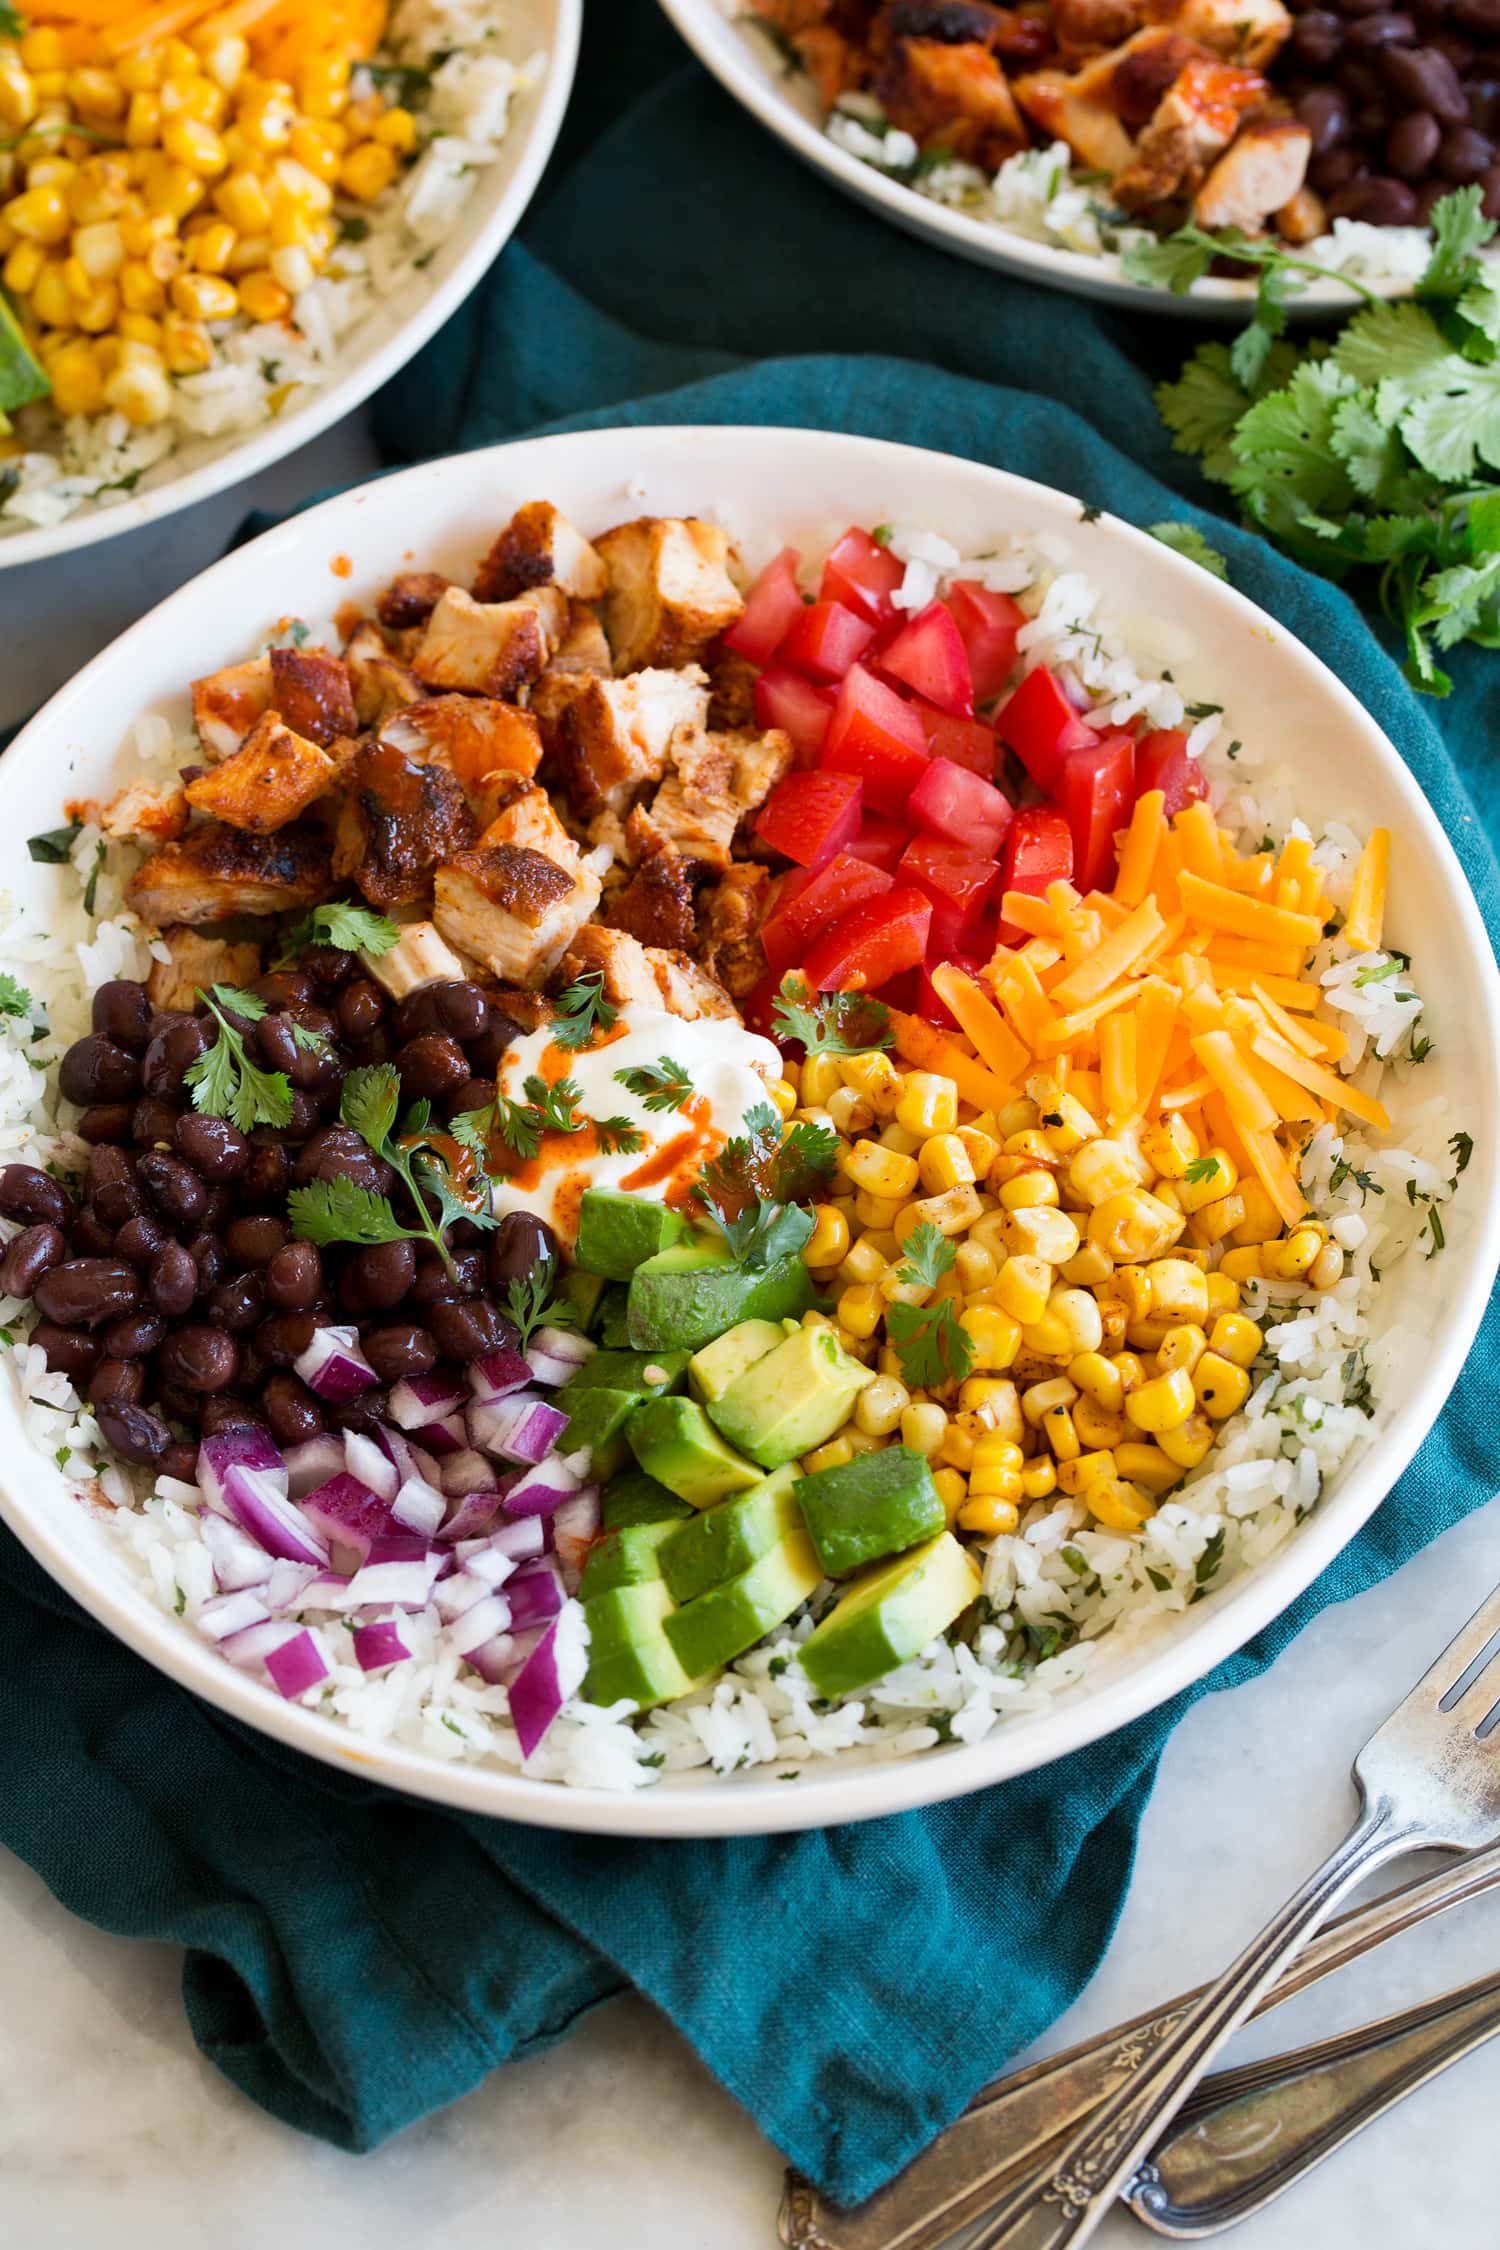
880 968 920 1014
878 600 974 718
848 814 908 875
1136 728 1209 817
803 885 933 993
1054 731 1136 895
820 526 905 626
755 770 862 869
908 756 1013 853
999 806 1074 941
822 664 930 816
996 665 1093 791
759 853 893 976
754 666 834 767
947 581 1025 703
910 699 999 778
740 966 782 1040
898 833 1000 933
922 895 970 965
779 598 877 684
723 546 803 666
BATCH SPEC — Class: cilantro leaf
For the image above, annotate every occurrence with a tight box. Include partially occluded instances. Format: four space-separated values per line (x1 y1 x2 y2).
27 822 81 865
341 1061 401 1152
897 1221 956 1291
524 1074 584 1134
885 1224 973 1390
592 1114 644 1155
1183 1154 1227 1186
1331 301 1454 421
1148 522 1228 579
287 1177 411 1250
0 972 32 1020
0 6 23 37
1120 230 1219 297
771 974 893 1057
505 1269 573 1352
551 971 618 1052
614 1056 694 1113
1401 356 1500 483
183 988 293 1133
1451 1130 1474 1175
276 900 401 964
1418 185 1497 306
695 1102 826 1271
325 1062 493 1275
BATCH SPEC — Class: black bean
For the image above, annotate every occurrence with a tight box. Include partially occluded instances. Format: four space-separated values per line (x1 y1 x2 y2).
1298 83 1354 147
91 980 154 1054
1380 42 1469 117
1295 8 1346 59
352 1024 395 1068
394 1033 468 1103
136 1148 207 1228
174 1111 248 1180
103 1309 166 1357
1467 74 1500 129
362 1321 438 1382
130 1096 180 1147
288 1030 341 1095
225 1214 289 1266
31 1321 101 1382
148 1240 198 1317
160 1324 239 1393
1354 96 1394 133
262 1371 325 1445
1347 9 1415 43
1311 144 1367 189
292 1124 395 1197
257 1309 317 1365
200 1396 269 1438
78 1104 134 1145
1388 105 1443 165
303 944 356 990
35 1256 139 1328
199 1185 233 1234
142 1016 213 1101
1337 50 1384 95
444 1075 496 1120
336 979 386 1041
87 1145 142 1230
254 1013 299 1075
487 1210 560 1291
277 1089 322 1143
394 981 490 1044
1455 0 1500 33
252 970 314 1010
0 1162 73 1230
1432 25 1476 60
241 1140 292 1206
207 1272 266 1334
0 1223 65 1298
190 1233 226 1294
1480 157 1500 210
97 1402 170 1467
468 1010 523 1075
1330 170 1422 217
114 1213 166 1269
162 1440 200 1482
411 1246 484 1305
60 1035 140 1106
345 1239 414 1311
72 1211 116 1256
1439 119 1495 172
326 1387 388 1436
88 1358 144 1409
265 1240 322 1309
427 1296 505 1361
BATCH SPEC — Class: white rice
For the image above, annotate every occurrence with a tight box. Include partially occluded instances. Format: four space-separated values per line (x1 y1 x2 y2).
0 2 545 537
0 534 1463 1790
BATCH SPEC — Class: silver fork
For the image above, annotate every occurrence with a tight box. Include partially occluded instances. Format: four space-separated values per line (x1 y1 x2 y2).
953 1577 1500 2250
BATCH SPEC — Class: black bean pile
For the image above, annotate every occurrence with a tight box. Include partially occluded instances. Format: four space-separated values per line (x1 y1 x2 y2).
2 954 562 1478
1281 0 1500 224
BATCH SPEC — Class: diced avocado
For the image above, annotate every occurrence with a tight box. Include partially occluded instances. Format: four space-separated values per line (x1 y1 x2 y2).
659 1465 803 1605
795 1446 946 1578
600 1467 694 1530
575 1187 688 1281
0 293 49 415
582 1577 676 1661
627 1396 763 1508
597 1285 633 1347
688 1319 785 1405
799 1533 982 1700
627 1243 815 1351
579 1519 680 1600
564 1347 690 1397
707 1325 873 1471
663 1529 824 1679
584 1637 699 1711
560 1352 691 1479
557 1267 608 1332
558 1386 639 1480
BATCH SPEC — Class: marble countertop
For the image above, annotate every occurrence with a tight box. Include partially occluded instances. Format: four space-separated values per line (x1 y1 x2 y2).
3 437 1499 2247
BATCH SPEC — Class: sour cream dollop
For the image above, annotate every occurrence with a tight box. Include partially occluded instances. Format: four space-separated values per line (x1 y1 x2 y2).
487 1005 782 1248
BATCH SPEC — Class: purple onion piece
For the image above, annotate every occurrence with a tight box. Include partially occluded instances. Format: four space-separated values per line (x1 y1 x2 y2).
506 1556 566 1631
265 1628 330 1700
294 1569 358 1611
469 1393 571 1467
485 1516 550 1562
198 1425 288 1511
352 1619 412 1673
437 1487 506 1543
508 1604 588 1759
219 1618 302 1670
213 1461 328 1568
439 1446 507 1497
445 1590 514 1658
466 1631 519 1686
388 1370 467 1430
200 1511 274 1592
389 1473 445 1540
413 1410 467 1457
498 1450 585 1519
434 1570 502 1625
197 1589 269 1643
342 1539 443 1610
264 1558 320 1613
294 1324 378 1403
467 1340 532 1404
299 1472 395 1565
344 1430 399 1502
283 1434 347 1500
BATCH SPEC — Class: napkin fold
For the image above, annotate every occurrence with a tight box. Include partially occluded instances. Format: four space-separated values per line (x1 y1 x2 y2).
3 0 1500 2206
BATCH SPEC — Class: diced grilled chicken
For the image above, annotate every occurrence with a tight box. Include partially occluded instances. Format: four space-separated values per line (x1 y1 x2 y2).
704 642 759 731
606 850 698 952
191 654 273 761
1275 180 1327 242
873 2 1011 47
65 775 187 847
697 863 772 1001
1012 65 1136 167
432 776 606 983
1193 113 1311 229
629 725 795 871
794 23 860 100
557 925 736 1023
546 664 711 821
377 571 454 631
362 919 471 1001
747 0 841 31
126 821 331 926
342 621 427 728
1112 53 1268 208
145 925 262 1012
380 695 542 819
183 710 337 833
1049 0 1143 62
593 518 744 673
331 739 478 910
875 37 1029 167
268 647 358 748
647 948 737 1022
549 602 614 678
472 500 609 604
476 775 588 866
1145 0 1290 68
413 585 568 699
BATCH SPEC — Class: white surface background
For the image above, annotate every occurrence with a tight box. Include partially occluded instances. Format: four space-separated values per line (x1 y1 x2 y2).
3 432 1499 2245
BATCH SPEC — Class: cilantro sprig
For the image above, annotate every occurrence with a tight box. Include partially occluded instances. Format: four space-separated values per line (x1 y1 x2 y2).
453 1074 586 1165
0 973 32 1021
276 900 401 965
885 1223 974 1391
504 1269 579 1352
551 970 618 1053
614 1055 694 1113
772 974 893 1058
183 984 325 1132
695 1099 837 1271
288 1063 495 1275
0 7 24 39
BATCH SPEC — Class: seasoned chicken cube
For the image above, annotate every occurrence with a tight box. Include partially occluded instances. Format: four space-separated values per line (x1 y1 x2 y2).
698 863 772 1001
1112 54 1268 207
331 739 478 910
549 602 614 678
705 643 758 731
593 518 743 672
377 571 454 631
1012 66 1135 167
794 23 860 101
434 843 601 984
65 775 188 847
381 695 542 817
873 2 1011 49
875 37 1029 168
646 948 737 1022
268 647 358 748
629 725 794 871
546 665 710 820
472 501 609 604
413 585 568 699
126 821 330 926
191 655 273 762
362 919 470 1001
1050 0 1143 63
1146 0 1290 69
558 923 666 1012
342 621 427 728
145 925 262 1013
1193 114 1311 229
1016 26 1198 161
183 710 337 833
605 850 698 953
477 777 588 868
1275 180 1327 242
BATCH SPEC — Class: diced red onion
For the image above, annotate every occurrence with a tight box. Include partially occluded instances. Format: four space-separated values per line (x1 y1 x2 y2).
525 1325 596 1386
551 1485 602 1591
506 1555 566 1630
293 1569 358 1611
444 1591 514 1658
219 1617 302 1670
412 1410 467 1456
283 1434 347 1499
342 1536 443 1610
343 1430 400 1503
299 1472 394 1564
264 1628 330 1700
264 1558 321 1613
485 1515 550 1561
197 1422 286 1506
294 1324 378 1403
352 1619 412 1673
389 1370 467 1430
467 1339 532 1403
200 1511 274 1592
499 1450 586 1519
508 1603 588 1759
467 1630 522 1686
461 1543 518 1590
440 1446 503 1496
389 1473 445 1539
437 1487 506 1543
434 1568 502 1625
468 1392 571 1467
200 1434 328 1568
198 1589 269 1642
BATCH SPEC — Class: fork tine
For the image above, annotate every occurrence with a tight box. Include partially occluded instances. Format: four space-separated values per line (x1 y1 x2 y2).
1405 1582 1500 1714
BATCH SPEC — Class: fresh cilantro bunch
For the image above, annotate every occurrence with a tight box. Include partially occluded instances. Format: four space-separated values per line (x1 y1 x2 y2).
772 975 893 1058
885 1222 974 1391
1130 189 1500 694
184 984 327 1133
696 1099 838 1270
288 1062 495 1275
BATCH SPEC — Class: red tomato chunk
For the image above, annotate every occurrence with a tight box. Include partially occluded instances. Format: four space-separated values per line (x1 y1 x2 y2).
898 832 1000 932
910 699 1000 778
754 770 862 869
780 598 877 684
999 805 1074 937
819 526 905 625
760 853 893 976
908 756 1013 854
1136 728 1209 817
947 581 1024 703
997 665 1093 791
878 599 974 718
754 666 833 766
847 814 908 874
822 665 930 816
803 885 933 992
1054 730 1135 896
724 547 804 666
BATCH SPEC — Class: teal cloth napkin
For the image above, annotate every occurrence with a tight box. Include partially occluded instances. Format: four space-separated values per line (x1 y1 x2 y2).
3 0 1500 2205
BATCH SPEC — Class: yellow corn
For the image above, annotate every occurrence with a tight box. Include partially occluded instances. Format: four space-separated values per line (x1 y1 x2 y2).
900 1183 983 1241
1194 1351 1251 1419
1145 1257 1209 1322
340 138 398 200
2 239 44 294
1156 1411 1216 1469
1109 1350 1146 1394
800 1204 848 1269
1088 1478 1155 1535
843 1138 919 1199
1208 1312 1261 1368
1042 1403 1081 1460
1022 1375 1078 1425
959 1304 1022 1371
1069 1138 1143 1206
1125 1367 1197 1433
1113 1442 1180 1495
1059 1241 1113 1289
960 1376 1024 1431
1038 1090 1100 1153
996 1167 1060 1211
1046 1286 1104 1356
1157 1323 1207 1375
901 1402 947 1457
103 350 171 424
1188 1190 1247 1247
994 1253 1052 1326
854 1375 909 1437
836 1284 883 1341
957 1492 1016 1536
954 1240 998 1294
1260 1227 1325 1280
1218 1246 1265 1284
955 1124 1000 1176
4 184 69 245
162 312 212 371
1057 1449 1115 1494
47 336 104 415
1231 1183 1284 1245
803 1436 855 1475
1088 1189 1186 1265
1178 1149 1239 1214
1073 1395 1128 1449
1002 1206 1081 1265
1020 1457 1057 1501
0 66 37 135
374 104 418 153
1204 1271 1240 1318
895 1071 958 1136
1068 1351 1124 1412
918 1133 975 1194
932 1466 968 1517
852 1188 906 1234
1141 1113 1200 1178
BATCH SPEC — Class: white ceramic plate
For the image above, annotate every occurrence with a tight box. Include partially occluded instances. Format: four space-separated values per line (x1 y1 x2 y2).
655 0 1409 317
4 424 1497 1837
0 0 581 572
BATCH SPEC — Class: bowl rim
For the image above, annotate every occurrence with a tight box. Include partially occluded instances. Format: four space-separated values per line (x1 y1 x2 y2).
2 421 1497 1839
653 0 1418 318
0 0 583 573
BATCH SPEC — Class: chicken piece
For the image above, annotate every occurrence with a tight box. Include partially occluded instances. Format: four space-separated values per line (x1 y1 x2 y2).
377 571 453 631
342 621 427 728
875 37 1029 168
629 725 795 871
380 695 542 819
556 925 736 1023
546 665 711 821
182 710 337 834
331 739 478 910
190 655 273 762
472 500 609 605
413 585 568 699
433 847 585 984
267 646 358 748
126 822 330 927
1276 180 1327 242
1112 54 1269 208
1011 67 1135 167
794 23 860 100
705 642 759 731
593 518 744 673
145 925 263 1013
647 948 737 1022
721 723 796 813
65 775 188 847
1050 0 1143 62
1145 0 1290 68
747 0 841 30
698 863 772 1002
1193 114 1311 229
362 918 471 1001
606 850 699 953
549 602 614 678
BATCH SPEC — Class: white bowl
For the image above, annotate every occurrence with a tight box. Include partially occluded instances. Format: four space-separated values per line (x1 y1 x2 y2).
655 0 1409 317
3 424 1497 1837
0 0 580 572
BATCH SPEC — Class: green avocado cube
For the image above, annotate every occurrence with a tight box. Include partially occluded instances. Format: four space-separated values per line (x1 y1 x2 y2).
575 1188 687 1281
659 1465 803 1605
627 1244 815 1351
581 1577 676 1662
688 1319 785 1405
556 1268 608 1332
564 1347 690 1397
663 1529 825 1679
627 1396 763 1508
798 1533 982 1700
707 1325 873 1472
579 1519 680 1600
0 293 49 415
597 1285 634 1346
583 1637 698 1712
795 1446 947 1578
558 1387 639 1480
601 1467 694 1530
